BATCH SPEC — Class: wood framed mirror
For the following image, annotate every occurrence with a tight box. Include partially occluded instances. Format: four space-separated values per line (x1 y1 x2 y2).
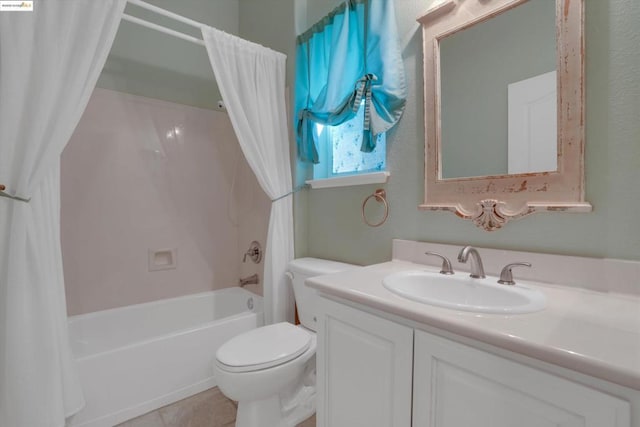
418 0 591 231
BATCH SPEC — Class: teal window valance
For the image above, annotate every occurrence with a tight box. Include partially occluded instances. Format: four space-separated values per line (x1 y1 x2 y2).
294 0 407 164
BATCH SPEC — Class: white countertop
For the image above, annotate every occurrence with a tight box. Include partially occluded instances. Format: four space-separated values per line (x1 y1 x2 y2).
307 260 640 391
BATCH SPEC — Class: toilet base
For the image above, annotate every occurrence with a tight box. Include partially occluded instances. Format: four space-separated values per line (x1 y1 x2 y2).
236 396 283 427
234 384 315 427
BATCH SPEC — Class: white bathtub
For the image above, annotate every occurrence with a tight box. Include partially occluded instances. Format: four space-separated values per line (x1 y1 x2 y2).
66 287 263 427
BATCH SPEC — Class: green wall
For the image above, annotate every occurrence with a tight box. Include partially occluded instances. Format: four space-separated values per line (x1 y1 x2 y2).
295 0 640 264
239 0 297 84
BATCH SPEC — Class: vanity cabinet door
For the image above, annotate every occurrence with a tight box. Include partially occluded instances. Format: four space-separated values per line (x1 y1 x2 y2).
413 330 631 427
317 297 413 427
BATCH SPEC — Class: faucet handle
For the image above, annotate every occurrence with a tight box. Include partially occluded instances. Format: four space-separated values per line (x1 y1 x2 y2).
498 262 532 285
242 241 262 264
424 251 455 275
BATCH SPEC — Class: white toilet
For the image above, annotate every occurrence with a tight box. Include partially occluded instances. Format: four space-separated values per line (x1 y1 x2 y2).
214 258 356 427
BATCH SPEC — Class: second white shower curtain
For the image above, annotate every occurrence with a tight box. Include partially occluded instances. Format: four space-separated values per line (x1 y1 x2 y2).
202 27 295 324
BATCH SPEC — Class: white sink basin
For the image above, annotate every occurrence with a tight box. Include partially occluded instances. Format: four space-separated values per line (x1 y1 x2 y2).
382 270 546 314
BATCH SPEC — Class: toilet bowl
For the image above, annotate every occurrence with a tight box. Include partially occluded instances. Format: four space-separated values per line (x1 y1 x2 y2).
213 258 357 427
214 323 317 427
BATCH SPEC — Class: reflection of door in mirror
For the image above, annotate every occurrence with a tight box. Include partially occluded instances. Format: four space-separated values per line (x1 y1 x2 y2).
508 70 557 174
439 0 556 180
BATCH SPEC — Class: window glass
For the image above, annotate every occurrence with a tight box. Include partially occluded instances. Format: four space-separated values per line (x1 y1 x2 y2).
313 103 386 179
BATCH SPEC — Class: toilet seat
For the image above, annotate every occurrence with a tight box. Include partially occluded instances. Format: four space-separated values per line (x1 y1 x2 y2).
216 322 311 373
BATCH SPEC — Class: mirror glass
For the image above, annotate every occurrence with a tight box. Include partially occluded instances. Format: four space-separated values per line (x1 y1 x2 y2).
439 0 557 179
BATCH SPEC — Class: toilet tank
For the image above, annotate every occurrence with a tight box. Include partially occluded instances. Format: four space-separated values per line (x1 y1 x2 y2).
287 257 358 331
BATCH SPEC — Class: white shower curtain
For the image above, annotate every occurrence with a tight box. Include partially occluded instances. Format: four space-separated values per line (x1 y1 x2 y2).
0 1 126 426
202 27 295 325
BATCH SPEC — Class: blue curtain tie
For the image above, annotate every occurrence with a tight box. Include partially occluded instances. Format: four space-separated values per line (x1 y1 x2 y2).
297 109 310 148
353 73 378 131
296 109 319 163
354 73 378 152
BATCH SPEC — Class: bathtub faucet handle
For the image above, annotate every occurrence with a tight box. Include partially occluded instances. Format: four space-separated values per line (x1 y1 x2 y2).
243 241 263 264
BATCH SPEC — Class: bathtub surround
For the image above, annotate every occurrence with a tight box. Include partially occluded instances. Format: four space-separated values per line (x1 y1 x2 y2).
69 1 294 326
203 27 295 324
62 88 269 314
0 2 127 426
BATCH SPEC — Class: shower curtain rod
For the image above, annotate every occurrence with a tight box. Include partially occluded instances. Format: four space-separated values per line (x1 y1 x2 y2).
122 0 207 46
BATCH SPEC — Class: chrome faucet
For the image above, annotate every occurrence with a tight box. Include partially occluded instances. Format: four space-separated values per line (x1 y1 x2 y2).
239 274 259 287
457 246 486 279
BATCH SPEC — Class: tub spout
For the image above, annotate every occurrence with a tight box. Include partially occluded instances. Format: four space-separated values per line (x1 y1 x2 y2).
239 274 259 287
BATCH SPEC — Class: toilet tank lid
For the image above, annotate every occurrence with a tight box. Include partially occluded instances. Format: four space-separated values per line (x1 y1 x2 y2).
288 257 358 276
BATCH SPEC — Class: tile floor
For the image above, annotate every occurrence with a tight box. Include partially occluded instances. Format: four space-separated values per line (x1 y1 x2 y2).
116 387 316 427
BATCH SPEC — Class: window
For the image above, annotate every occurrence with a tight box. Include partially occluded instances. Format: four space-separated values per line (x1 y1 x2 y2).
294 0 406 178
312 102 386 180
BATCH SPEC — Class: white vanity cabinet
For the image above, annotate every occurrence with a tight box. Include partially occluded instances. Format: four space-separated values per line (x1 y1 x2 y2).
316 297 414 427
317 296 632 427
413 330 631 427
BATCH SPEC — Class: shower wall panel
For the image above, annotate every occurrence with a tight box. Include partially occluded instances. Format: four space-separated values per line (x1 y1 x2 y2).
62 88 269 315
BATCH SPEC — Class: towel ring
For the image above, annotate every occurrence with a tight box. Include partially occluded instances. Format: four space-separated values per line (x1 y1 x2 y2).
362 189 389 227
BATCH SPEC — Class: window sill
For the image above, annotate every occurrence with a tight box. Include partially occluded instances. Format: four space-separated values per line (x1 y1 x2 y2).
306 171 390 189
